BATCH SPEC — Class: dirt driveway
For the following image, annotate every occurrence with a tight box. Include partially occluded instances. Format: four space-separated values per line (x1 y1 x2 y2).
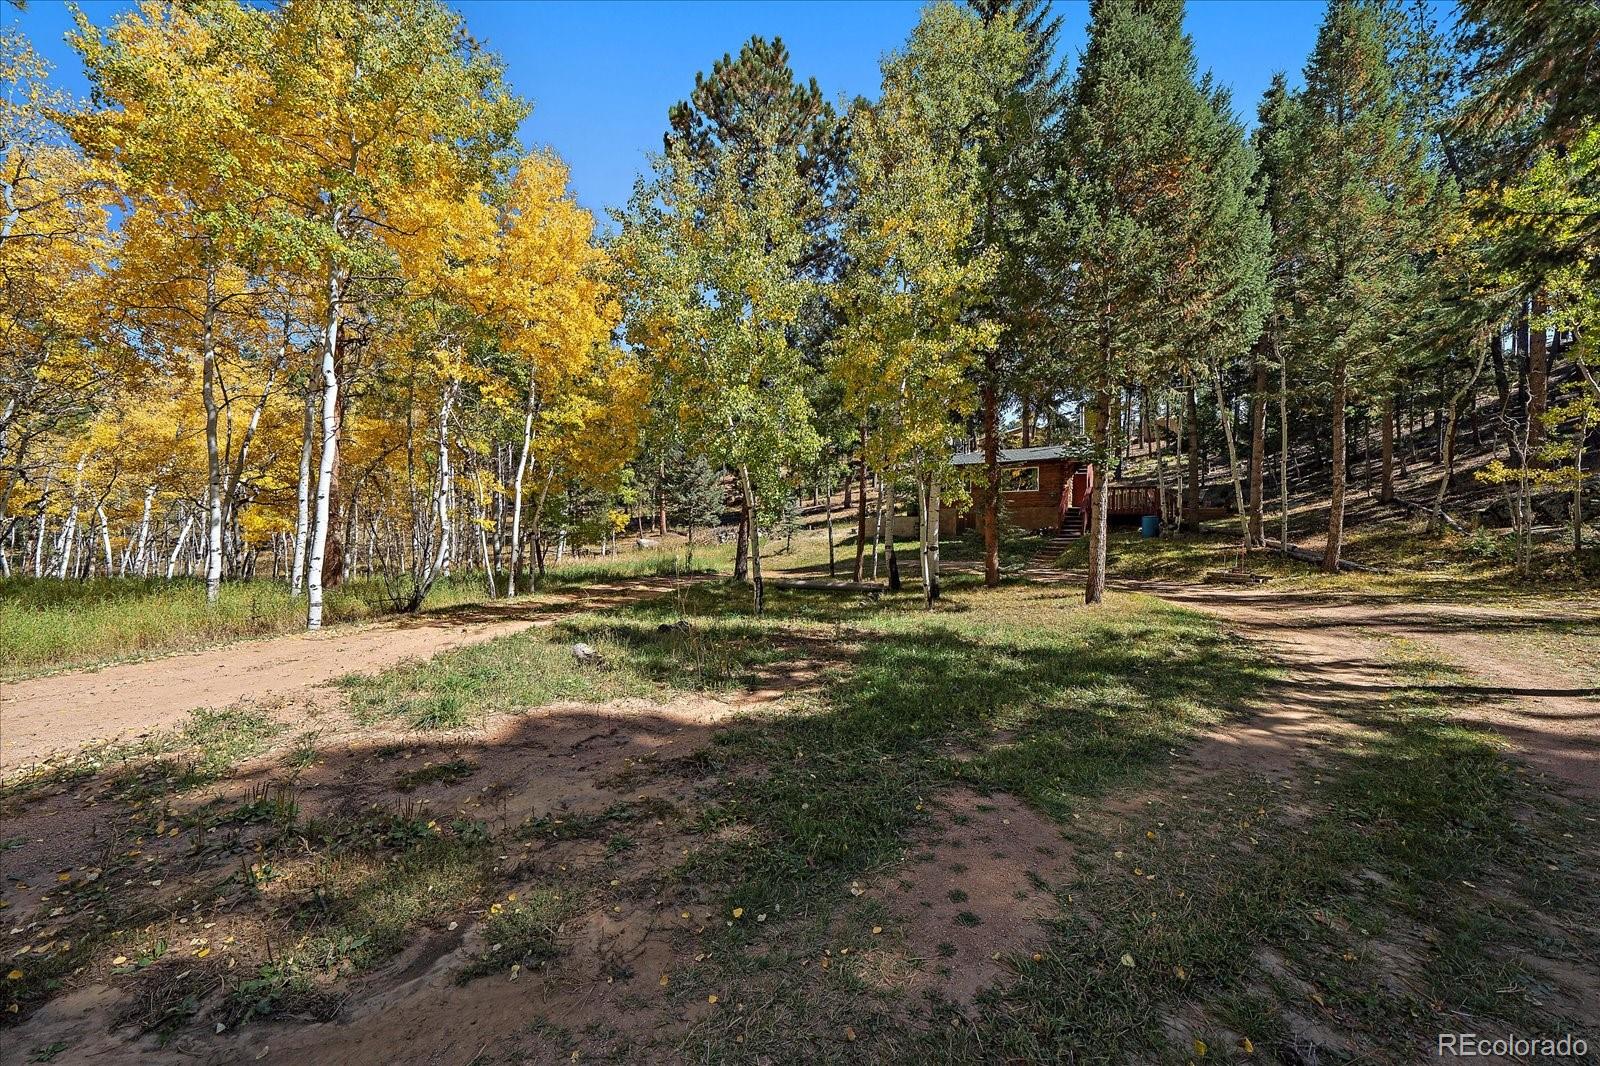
1130 579 1600 798
1 577 692 773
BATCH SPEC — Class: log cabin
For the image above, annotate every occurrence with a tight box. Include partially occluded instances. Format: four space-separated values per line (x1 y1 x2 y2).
940 445 1160 538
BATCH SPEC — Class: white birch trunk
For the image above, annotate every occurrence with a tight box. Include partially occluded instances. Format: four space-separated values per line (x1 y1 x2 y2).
918 476 933 608
96 505 114 575
201 279 225 603
291 388 314 595
55 455 87 579
507 376 536 596
306 265 343 631
167 513 194 580
127 485 155 576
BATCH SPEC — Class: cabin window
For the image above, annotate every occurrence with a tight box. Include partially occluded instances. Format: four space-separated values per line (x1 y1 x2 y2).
1002 466 1040 493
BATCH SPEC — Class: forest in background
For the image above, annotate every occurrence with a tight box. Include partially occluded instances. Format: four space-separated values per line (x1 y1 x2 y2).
2 0 1596 626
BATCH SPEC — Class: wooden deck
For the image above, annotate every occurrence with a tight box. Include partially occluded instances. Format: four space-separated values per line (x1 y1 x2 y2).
1105 485 1160 516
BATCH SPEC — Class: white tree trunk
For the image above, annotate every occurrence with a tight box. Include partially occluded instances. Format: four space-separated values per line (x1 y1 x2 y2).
201 285 225 603
507 376 536 596
410 385 457 609
921 473 934 605
55 455 86 579
167 513 194 580
96 505 114 575
306 267 343 631
127 484 155 576
291 388 314 595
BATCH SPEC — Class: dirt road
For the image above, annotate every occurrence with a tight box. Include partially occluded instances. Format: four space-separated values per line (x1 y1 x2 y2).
1 577 690 773
1131 579 1600 798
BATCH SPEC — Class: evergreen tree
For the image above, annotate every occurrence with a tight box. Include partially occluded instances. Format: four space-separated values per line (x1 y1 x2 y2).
1179 80 1272 546
1287 0 1432 572
1250 73 1307 549
665 35 845 274
968 0 1071 586
1456 0 1600 172
660 442 724 568
1043 0 1207 604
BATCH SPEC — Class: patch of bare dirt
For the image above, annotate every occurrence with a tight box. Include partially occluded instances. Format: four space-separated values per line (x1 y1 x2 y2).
0 577 695 774
859 788 1073 1011
1 690 745 1064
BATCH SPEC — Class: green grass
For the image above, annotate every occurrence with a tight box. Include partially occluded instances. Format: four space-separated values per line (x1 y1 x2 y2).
0 573 497 680
337 628 659 729
1 702 283 799
592 577 1278 922
0 543 737 683
934 638 1597 1064
457 886 577 981
6 557 1595 1060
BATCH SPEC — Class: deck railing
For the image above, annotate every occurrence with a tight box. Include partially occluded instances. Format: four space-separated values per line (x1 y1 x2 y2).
1105 485 1160 515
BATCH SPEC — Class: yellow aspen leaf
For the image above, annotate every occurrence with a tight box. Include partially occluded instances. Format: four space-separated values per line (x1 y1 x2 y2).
1241 1037 1255 1054
707 994 718 1004
731 908 743 919
1120 954 1135 968
1193 1038 1207 1056
6 970 21 981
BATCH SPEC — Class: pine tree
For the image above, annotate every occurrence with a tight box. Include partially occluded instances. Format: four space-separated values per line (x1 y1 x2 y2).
1457 0 1600 174
665 35 845 275
1180 80 1272 547
1287 0 1432 572
660 442 725 568
1251 74 1308 550
1044 0 1207 604
968 0 1070 586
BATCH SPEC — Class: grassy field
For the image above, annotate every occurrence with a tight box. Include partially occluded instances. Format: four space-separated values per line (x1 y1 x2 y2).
5 565 1594 1062
0 553 703 681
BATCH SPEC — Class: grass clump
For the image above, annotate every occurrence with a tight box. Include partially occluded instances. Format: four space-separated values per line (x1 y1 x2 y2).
338 629 657 730
458 887 576 982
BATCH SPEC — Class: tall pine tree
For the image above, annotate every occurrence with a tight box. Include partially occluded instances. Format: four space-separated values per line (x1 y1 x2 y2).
1044 0 1207 604
968 0 1070 586
1287 0 1432 572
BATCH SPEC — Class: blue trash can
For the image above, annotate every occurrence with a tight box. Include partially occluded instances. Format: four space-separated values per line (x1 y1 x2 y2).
1140 514 1160 538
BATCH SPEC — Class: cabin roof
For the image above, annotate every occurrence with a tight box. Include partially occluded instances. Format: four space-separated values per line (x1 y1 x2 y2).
950 445 1087 467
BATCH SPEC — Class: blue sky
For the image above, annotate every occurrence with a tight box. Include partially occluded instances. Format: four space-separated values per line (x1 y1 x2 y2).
12 0 1335 221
